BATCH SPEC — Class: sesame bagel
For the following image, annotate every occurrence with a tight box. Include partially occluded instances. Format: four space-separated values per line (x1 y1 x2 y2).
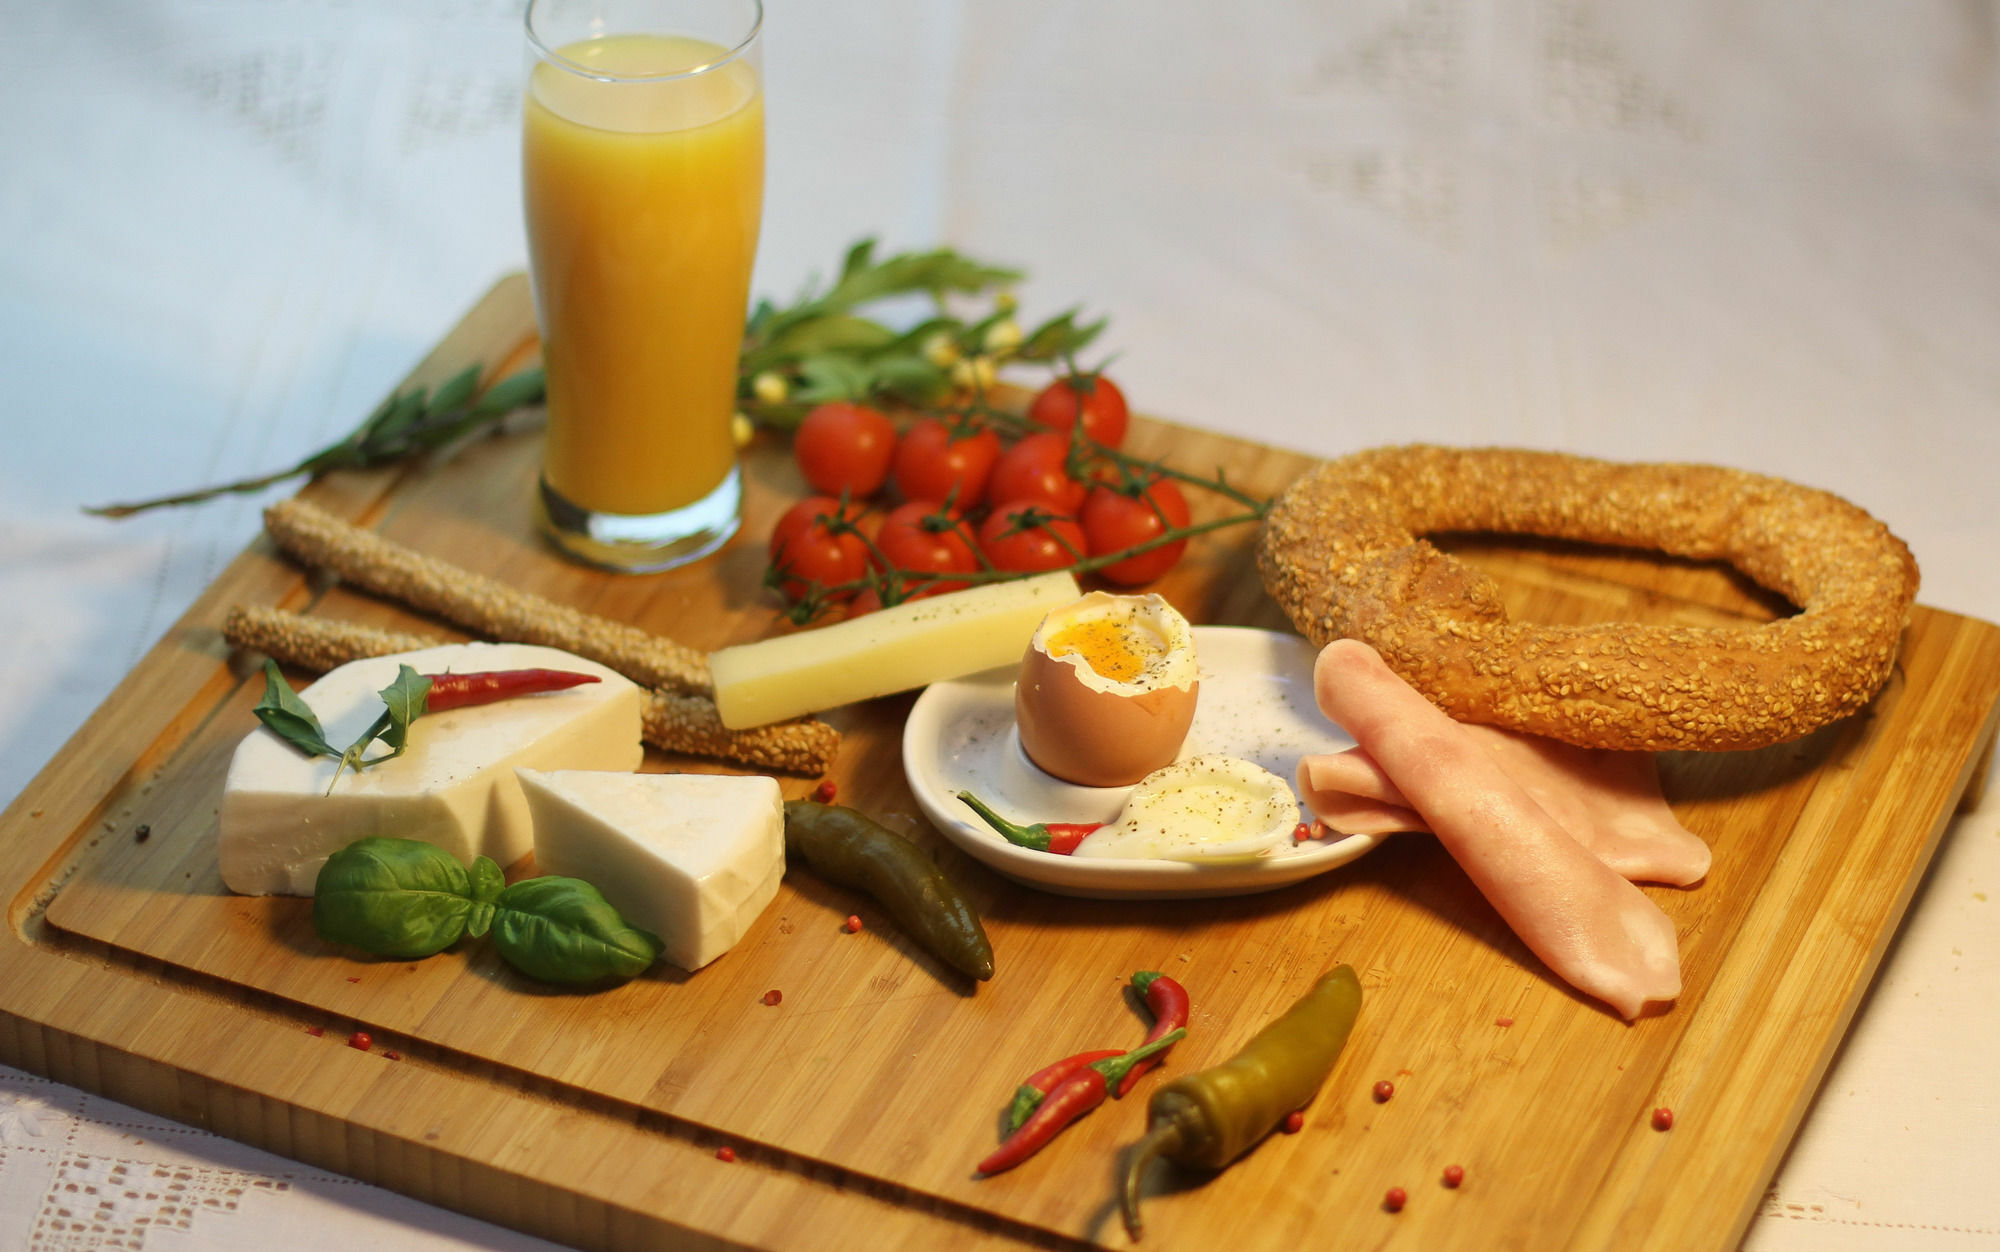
1256 445 1918 751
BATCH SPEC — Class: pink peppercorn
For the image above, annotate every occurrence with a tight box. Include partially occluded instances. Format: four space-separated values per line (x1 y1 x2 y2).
1372 1080 1395 1103
716 1146 737 1162
348 1031 372 1051
842 915 864 934
761 989 783 1006
1282 1111 1305 1134
1442 1164 1465 1188
1651 1106 1674 1131
1383 1187 1407 1213
813 780 837 803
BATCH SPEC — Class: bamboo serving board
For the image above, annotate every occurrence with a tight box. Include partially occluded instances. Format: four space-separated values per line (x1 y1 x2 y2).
4 275 1997 1252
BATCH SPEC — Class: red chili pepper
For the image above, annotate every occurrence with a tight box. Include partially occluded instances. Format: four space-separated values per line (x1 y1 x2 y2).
1116 971 1191 1097
976 1028 1185 1176
955 792 1101 854
420 669 601 711
1004 1048 1125 1133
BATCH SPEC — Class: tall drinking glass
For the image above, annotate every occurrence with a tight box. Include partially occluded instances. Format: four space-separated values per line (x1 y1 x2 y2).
523 0 764 572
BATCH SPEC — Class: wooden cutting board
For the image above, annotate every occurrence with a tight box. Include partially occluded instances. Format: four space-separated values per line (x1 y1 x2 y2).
3 275 1996 1252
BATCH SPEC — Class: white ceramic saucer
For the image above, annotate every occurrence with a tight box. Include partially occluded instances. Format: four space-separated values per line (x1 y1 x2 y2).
901 627 1381 899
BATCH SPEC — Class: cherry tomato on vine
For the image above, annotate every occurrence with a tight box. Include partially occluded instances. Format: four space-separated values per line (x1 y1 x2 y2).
890 418 1001 506
1080 477 1191 586
768 495 868 601
977 501 1088 573
1027 372 1129 449
986 431 1086 512
875 500 980 595
794 402 897 497
844 586 883 620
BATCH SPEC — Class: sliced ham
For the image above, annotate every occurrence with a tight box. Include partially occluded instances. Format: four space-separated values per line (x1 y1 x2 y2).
1300 734 1710 886
1307 639 1683 1019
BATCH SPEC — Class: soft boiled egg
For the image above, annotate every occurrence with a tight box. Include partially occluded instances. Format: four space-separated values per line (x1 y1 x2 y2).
1014 592 1199 787
1072 754 1301 861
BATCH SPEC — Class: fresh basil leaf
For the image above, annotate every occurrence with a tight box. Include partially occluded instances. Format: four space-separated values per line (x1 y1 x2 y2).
252 659 339 759
312 837 477 959
490 876 661 985
464 855 504 938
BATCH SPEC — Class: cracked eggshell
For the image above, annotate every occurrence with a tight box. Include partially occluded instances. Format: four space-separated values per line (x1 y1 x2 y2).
1013 592 1199 787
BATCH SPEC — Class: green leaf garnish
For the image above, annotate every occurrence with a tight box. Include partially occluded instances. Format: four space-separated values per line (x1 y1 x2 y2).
252 659 340 760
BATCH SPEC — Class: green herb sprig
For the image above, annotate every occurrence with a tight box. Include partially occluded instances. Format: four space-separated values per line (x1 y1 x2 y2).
737 238 1104 428
313 837 660 984
252 659 434 791
86 239 1102 517
86 364 548 518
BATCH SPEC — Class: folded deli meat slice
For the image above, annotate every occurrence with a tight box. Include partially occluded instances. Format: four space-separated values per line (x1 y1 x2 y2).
1300 733 1710 886
1307 640 1683 1019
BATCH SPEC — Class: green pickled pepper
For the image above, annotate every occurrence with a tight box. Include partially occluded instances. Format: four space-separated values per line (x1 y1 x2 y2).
1121 964 1362 1237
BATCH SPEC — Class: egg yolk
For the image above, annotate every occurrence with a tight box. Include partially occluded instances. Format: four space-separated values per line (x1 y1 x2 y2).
1044 616 1164 683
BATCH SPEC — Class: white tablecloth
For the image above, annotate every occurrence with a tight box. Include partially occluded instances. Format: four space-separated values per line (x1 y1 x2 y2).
4 2 1996 1247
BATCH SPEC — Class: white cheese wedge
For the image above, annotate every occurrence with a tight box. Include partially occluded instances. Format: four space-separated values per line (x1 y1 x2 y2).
219 643 643 896
516 769 784 971
709 570 1081 728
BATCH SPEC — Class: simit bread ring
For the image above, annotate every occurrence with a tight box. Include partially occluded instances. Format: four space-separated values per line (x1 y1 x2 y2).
1256 445 1918 751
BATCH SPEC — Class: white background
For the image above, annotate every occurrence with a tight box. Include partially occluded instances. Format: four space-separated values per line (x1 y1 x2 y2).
3 1 1997 1248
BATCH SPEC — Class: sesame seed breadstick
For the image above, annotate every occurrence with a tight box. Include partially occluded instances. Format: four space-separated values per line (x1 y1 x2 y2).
262 498 711 695
223 605 441 673
223 605 840 775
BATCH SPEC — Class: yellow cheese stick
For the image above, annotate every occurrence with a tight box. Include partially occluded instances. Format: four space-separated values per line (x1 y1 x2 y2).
710 572 1082 728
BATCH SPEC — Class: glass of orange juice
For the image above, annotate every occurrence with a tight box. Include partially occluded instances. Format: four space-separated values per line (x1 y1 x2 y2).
523 0 765 571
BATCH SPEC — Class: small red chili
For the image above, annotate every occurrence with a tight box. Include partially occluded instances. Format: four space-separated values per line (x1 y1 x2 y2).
955 792 1101 854
1005 1049 1125 1133
978 1030 1187 1175
761 989 782 1006
716 1146 737 1162
842 914 864 934
1384 1187 1407 1212
1282 1111 1305 1134
813 780 838 803
420 669 601 711
1651 1106 1674 1131
1373 1080 1395 1103
1115 972 1191 1097
348 1031 372 1051
1442 1164 1465 1188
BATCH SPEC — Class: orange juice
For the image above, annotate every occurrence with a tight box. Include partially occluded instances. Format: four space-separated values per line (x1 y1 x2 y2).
524 34 764 518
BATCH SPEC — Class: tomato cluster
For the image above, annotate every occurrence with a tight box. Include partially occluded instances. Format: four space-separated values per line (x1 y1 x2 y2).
768 373 1188 617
